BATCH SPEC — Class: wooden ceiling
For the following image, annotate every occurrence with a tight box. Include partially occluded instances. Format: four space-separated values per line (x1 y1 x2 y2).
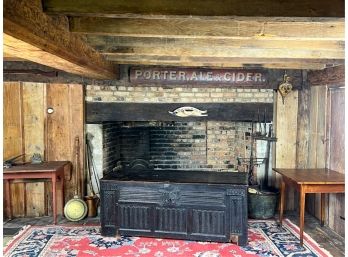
3 0 345 79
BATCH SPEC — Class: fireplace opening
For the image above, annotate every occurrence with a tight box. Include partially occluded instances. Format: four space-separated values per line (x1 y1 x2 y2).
100 120 255 173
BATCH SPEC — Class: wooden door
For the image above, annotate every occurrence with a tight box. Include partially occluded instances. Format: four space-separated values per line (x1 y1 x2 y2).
326 87 344 236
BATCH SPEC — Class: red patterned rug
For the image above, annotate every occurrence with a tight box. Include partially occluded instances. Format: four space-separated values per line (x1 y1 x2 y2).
4 219 332 257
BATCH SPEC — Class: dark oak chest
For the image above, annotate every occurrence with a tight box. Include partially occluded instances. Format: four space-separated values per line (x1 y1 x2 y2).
100 170 248 245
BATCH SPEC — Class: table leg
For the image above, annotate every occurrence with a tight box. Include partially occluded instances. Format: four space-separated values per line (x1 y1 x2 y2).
299 186 306 246
52 176 57 225
5 179 13 220
61 175 65 217
320 193 325 227
279 179 285 226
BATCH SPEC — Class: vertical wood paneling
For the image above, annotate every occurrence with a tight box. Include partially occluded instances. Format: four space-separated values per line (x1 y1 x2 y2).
9 182 26 217
46 84 71 213
4 82 24 160
4 82 84 217
306 86 328 219
306 86 319 214
296 72 310 169
22 82 45 162
327 87 344 237
274 90 298 210
46 84 85 213
314 86 327 218
4 82 26 217
22 83 47 216
68 85 85 197
300 76 344 237
296 74 310 214
25 182 46 216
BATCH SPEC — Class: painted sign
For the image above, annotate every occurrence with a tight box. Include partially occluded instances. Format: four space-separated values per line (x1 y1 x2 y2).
130 67 268 86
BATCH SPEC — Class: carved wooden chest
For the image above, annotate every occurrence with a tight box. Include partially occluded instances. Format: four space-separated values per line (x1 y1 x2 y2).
100 170 248 245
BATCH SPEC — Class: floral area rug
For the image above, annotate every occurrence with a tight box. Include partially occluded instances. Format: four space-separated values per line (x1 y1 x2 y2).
4 219 332 257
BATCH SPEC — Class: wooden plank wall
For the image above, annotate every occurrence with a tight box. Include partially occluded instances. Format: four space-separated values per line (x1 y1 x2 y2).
3 82 84 218
273 90 299 210
326 87 345 236
306 86 328 218
297 67 345 237
4 82 25 217
305 85 345 237
46 84 85 214
22 83 46 216
4 82 24 161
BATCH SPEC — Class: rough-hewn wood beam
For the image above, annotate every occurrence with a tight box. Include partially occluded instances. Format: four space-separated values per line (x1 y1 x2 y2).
88 36 343 60
106 54 334 70
43 0 344 18
4 0 117 79
87 36 344 52
308 65 345 86
69 17 344 41
102 46 342 60
87 35 343 69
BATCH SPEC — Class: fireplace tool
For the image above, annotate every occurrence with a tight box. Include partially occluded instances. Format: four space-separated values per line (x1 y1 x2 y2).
3 154 25 169
85 134 100 217
64 136 87 221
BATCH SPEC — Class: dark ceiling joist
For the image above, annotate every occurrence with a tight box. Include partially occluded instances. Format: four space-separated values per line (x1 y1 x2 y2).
43 0 344 18
308 65 345 86
4 0 117 79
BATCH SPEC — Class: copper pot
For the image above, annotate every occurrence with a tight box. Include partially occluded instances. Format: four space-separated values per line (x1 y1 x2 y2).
85 196 98 217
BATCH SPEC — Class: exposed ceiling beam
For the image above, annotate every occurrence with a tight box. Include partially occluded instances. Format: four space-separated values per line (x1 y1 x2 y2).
98 44 343 60
3 52 28 62
87 36 344 52
70 17 343 69
308 65 345 86
4 0 117 79
86 35 343 69
104 55 330 70
42 0 344 18
69 17 344 41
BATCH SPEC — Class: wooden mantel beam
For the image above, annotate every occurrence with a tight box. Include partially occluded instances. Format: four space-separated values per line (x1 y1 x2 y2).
43 0 344 18
4 0 117 79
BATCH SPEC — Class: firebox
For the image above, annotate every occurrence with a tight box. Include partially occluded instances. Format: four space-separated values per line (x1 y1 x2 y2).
101 120 254 174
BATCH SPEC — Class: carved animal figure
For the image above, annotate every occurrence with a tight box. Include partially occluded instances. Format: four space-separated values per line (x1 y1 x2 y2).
168 106 208 117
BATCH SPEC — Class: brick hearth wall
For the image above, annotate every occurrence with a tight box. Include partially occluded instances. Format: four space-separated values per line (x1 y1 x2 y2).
103 123 120 174
86 66 274 173
101 121 254 172
86 85 273 103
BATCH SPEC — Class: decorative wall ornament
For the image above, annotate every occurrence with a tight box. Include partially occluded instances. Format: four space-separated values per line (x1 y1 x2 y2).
160 189 181 206
278 73 293 104
168 106 208 117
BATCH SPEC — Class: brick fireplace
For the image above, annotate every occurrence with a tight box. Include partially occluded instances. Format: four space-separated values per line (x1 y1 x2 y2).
86 67 275 192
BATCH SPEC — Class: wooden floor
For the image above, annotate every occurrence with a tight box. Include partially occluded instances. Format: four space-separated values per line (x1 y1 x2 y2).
3 212 345 256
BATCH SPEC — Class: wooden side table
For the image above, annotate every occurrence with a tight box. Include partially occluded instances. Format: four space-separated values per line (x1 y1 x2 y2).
4 161 71 224
273 168 345 246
